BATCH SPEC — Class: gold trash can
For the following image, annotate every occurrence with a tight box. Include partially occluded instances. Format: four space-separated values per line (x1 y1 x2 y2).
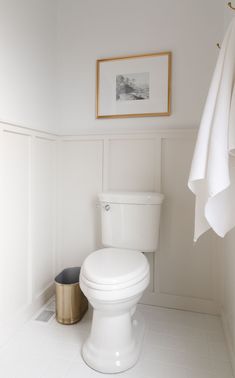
55 267 88 325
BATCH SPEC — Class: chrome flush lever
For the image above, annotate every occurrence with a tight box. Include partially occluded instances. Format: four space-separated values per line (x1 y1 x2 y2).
95 202 110 211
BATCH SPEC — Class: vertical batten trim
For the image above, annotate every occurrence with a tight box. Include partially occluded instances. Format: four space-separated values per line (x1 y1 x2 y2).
212 233 221 312
153 136 163 293
154 136 162 192
221 309 235 376
102 137 109 191
52 140 57 278
27 135 34 305
55 139 62 273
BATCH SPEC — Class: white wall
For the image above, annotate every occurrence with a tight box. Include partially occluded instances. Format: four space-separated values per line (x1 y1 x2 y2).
0 124 219 341
0 0 57 133
219 223 235 372
0 0 57 343
0 0 225 135
57 139 103 268
214 2 235 372
57 130 219 314
0 123 56 344
57 0 224 134
0 0 228 339
224 0 235 31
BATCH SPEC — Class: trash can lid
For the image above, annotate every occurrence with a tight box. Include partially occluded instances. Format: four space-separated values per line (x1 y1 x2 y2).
55 267 81 285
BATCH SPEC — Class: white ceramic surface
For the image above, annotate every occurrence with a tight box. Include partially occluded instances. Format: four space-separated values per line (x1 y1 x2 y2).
81 248 149 286
98 191 164 205
80 192 163 373
1 299 232 378
80 288 147 373
99 191 163 252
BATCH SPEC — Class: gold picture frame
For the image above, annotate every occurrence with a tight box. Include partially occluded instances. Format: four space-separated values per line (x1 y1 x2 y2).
96 51 172 119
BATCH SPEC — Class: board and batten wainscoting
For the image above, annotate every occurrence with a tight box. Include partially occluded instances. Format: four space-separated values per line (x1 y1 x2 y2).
57 130 220 315
0 121 56 345
0 120 221 347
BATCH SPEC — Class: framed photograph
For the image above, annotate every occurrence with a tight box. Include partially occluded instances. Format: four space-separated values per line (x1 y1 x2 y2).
96 51 171 119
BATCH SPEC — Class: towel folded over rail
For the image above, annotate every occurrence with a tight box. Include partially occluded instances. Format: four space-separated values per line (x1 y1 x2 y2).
188 18 235 241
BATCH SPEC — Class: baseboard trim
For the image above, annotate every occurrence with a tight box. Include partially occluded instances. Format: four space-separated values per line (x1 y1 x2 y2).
141 291 220 315
0 283 55 348
221 309 235 376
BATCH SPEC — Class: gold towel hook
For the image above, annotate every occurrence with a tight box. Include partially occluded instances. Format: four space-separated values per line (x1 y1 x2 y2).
217 3 234 49
228 2 235 10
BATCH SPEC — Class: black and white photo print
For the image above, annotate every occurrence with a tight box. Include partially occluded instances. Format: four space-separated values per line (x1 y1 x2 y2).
116 72 150 101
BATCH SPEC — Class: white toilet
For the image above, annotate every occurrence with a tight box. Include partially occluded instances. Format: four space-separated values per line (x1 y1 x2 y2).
80 191 164 374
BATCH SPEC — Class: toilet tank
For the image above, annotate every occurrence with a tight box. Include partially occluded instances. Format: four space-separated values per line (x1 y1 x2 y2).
98 192 164 253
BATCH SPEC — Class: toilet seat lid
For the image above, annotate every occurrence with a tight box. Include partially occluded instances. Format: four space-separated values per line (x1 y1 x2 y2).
81 248 149 287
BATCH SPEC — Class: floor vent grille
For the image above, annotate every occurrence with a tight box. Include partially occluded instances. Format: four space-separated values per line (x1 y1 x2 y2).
35 310 55 323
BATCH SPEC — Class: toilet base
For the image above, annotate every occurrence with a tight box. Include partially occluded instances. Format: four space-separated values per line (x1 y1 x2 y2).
82 310 145 374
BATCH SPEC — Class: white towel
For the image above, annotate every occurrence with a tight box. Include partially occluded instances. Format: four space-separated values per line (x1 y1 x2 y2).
188 18 235 241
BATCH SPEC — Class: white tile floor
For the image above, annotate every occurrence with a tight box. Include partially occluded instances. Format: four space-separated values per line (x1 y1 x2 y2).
0 298 233 378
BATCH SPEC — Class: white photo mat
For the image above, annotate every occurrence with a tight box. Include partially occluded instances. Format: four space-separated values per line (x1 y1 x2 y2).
96 52 171 118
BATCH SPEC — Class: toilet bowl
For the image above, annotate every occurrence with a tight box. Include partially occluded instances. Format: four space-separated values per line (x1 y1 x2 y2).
80 191 164 373
80 248 149 374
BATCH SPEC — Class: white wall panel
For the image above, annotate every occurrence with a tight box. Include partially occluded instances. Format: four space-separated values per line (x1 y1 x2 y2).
0 124 56 330
58 132 219 314
57 140 103 270
31 137 56 299
219 196 235 372
108 138 157 191
160 138 215 300
0 131 29 318
0 123 219 327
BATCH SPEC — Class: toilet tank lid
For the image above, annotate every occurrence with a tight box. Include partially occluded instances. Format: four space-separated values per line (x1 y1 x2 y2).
98 191 164 205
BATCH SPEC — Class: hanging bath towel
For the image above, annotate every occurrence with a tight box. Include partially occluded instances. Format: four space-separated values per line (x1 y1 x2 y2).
188 18 235 241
